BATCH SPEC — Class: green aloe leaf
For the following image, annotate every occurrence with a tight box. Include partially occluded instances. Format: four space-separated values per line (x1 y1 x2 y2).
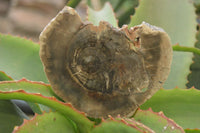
140 88 200 129
185 129 200 133
91 121 141 133
67 0 81 8
13 112 77 133
134 109 184 133
0 79 56 97
0 100 28 133
129 0 196 89
0 34 48 83
0 71 12 81
92 109 183 133
0 90 94 133
0 79 60 114
111 109 184 133
187 21 200 89
108 116 155 132
87 2 118 27
0 72 28 133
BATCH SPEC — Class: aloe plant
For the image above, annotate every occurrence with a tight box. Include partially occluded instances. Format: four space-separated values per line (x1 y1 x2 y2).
0 0 200 133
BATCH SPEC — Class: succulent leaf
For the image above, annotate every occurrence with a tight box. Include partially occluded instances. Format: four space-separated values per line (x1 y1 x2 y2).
134 109 184 133
140 88 200 129
0 71 13 81
0 90 94 133
13 112 77 133
0 79 60 114
0 100 28 133
0 34 48 83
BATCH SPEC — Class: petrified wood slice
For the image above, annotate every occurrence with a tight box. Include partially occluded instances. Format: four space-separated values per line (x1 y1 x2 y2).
39 6 172 118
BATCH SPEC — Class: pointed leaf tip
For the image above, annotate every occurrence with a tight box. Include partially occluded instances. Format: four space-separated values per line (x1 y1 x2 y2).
0 71 13 81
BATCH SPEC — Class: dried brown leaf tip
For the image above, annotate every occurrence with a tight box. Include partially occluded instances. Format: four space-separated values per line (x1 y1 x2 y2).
39 6 172 118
